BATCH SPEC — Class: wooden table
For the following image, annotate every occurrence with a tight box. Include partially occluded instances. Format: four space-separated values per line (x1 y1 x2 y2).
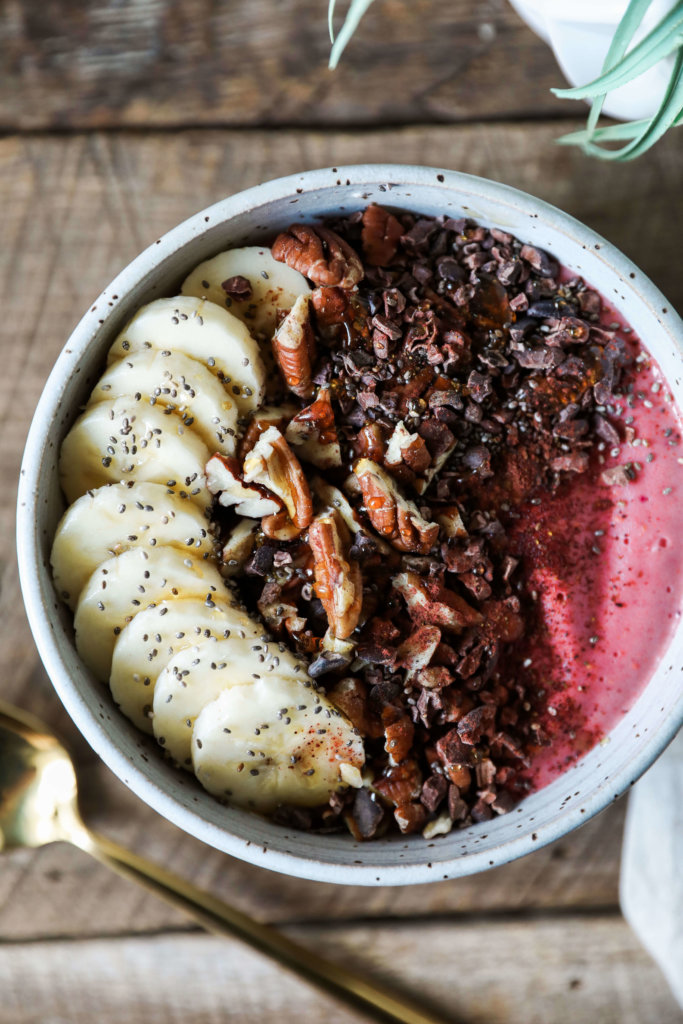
1 3 682 1021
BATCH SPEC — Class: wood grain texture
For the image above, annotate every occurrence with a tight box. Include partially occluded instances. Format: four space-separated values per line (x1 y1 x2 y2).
1 0 580 130
0 126 680 943
1 917 680 1024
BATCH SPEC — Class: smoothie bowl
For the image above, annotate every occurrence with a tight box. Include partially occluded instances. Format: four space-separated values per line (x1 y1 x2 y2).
16 165 683 884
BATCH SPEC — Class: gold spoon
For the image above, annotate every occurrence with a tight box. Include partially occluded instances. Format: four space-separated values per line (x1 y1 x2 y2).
0 698 452 1024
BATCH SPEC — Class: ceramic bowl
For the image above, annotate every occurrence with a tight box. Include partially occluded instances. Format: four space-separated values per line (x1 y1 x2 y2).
16 165 683 884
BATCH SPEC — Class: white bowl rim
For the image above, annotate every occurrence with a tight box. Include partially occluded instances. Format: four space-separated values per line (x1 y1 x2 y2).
16 163 683 885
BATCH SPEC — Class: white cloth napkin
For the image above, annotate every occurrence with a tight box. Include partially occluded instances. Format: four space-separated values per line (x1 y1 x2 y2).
620 730 683 1008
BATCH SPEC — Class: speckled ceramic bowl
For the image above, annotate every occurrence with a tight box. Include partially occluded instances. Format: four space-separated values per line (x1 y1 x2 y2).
17 165 683 884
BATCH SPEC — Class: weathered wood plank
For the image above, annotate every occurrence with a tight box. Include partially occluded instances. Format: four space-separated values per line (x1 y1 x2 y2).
1 0 578 130
0 755 627 940
1 126 680 937
0 916 679 1024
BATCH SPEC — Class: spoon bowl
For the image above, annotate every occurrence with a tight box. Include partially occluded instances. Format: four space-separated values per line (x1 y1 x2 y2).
0 701 81 850
0 697 447 1024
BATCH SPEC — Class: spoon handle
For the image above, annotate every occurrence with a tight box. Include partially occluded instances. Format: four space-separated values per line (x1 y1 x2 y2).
72 825 451 1024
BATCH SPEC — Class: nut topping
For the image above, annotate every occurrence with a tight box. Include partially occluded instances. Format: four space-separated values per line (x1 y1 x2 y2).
243 426 313 530
285 387 342 469
272 294 316 399
354 458 439 554
361 204 403 266
238 404 297 459
308 510 363 640
205 454 281 518
272 224 363 289
392 571 483 632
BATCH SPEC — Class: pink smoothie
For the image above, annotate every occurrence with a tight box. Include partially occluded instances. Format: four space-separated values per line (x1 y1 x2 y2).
503 314 683 791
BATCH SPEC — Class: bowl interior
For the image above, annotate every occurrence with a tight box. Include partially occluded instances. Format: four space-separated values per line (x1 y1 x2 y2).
17 166 683 884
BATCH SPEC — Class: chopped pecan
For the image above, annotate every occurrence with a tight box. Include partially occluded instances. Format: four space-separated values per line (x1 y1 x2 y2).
261 509 302 542
394 802 429 835
272 224 363 289
354 458 439 554
382 705 415 766
243 426 313 530
385 420 432 477
361 204 403 266
416 666 452 689
354 423 387 463
257 584 305 638
308 510 363 639
272 294 316 399
436 505 468 540
238 404 297 459
220 519 258 577
396 625 441 679
285 387 342 469
392 571 483 633
374 759 422 807
206 454 282 518
327 677 383 738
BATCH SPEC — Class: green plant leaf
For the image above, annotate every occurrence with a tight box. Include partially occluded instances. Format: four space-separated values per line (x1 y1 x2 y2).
552 1 683 100
557 105 683 145
328 0 376 68
558 51 683 160
587 0 652 132
329 0 336 42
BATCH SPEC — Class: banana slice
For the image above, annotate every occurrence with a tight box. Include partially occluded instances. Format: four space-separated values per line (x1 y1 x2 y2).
88 350 238 455
107 296 266 414
59 397 212 509
110 597 263 732
74 547 229 681
192 675 365 812
152 637 305 767
181 246 311 339
51 482 215 609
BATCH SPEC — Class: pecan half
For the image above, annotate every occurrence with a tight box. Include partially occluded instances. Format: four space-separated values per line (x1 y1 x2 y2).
392 571 483 633
272 294 316 399
285 387 342 469
205 454 282 518
361 204 403 266
272 224 363 289
354 458 439 554
308 510 363 640
243 426 313 529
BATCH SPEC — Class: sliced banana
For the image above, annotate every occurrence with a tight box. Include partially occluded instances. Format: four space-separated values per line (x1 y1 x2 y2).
109 597 263 732
181 246 311 339
107 296 266 414
51 482 215 609
152 637 304 767
88 350 238 455
59 397 212 509
74 547 230 681
192 675 365 812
